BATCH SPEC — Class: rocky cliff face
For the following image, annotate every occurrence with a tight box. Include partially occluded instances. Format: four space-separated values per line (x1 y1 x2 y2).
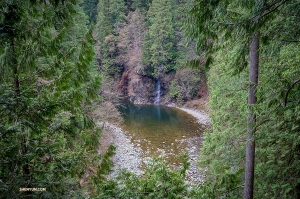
118 65 157 104
95 5 209 106
97 8 208 105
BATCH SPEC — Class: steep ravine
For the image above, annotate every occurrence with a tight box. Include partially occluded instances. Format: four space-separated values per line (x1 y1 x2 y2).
117 62 209 106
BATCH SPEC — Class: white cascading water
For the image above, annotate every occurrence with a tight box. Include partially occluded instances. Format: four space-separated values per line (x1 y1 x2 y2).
154 79 161 105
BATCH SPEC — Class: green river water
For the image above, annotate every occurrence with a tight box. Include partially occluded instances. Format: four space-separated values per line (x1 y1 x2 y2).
118 101 206 164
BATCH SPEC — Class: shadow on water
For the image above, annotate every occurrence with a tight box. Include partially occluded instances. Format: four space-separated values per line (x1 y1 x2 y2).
118 100 206 164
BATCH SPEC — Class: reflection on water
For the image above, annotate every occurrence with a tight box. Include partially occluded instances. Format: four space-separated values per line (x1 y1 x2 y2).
118 101 206 164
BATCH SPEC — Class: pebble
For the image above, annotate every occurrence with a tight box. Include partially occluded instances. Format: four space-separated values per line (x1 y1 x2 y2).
98 122 206 185
98 123 144 178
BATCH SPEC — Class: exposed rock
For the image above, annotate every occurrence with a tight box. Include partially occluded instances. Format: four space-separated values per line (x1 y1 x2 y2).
97 106 211 184
98 123 144 178
176 107 211 126
120 64 156 104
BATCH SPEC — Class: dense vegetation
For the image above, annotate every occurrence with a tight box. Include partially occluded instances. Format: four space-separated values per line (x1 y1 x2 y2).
186 0 300 198
1 0 299 198
94 0 202 104
0 0 114 198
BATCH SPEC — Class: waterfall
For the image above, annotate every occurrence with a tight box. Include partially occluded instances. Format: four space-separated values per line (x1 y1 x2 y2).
154 65 163 105
154 79 161 105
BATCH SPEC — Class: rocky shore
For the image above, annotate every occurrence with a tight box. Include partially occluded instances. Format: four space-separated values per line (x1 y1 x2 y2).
178 107 211 126
175 107 210 184
98 107 210 184
98 123 144 178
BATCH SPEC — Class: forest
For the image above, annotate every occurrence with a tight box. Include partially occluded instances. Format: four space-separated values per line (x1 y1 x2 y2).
0 0 299 198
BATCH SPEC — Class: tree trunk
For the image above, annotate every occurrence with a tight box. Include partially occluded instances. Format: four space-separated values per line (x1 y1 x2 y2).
244 29 259 199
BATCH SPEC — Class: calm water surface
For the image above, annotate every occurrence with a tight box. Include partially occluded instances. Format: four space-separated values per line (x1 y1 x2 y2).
118 101 206 163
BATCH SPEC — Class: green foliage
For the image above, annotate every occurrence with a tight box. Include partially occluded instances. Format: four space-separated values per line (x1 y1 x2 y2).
192 164 244 198
169 80 183 105
81 0 98 24
132 0 152 12
185 0 300 198
0 0 114 198
96 0 195 90
137 0 194 79
96 0 126 77
100 34 123 76
94 155 191 198
197 44 248 198
176 68 201 99
169 80 181 99
169 67 201 105
118 9 146 73
142 0 176 78
96 1 112 42
171 0 195 68
109 0 126 28
96 0 126 39
253 41 300 198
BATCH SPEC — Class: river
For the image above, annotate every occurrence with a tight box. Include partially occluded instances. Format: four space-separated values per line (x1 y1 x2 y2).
118 101 207 166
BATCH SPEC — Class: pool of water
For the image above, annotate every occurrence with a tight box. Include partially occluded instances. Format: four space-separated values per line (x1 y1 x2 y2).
118 101 206 164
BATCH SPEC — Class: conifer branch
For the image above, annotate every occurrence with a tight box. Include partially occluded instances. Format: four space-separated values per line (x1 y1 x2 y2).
284 79 300 106
258 0 289 20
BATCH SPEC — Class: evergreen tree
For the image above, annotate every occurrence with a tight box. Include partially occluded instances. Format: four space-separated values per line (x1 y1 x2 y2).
118 9 146 71
109 0 126 29
0 1 114 198
81 0 99 24
253 3 300 196
186 0 300 198
171 0 200 73
131 0 152 12
96 0 126 76
97 156 190 198
142 0 176 78
96 0 113 42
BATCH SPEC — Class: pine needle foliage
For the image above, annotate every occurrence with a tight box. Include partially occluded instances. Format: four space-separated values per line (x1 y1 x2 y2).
96 0 126 77
142 0 176 78
0 0 114 198
185 0 300 198
93 155 191 199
